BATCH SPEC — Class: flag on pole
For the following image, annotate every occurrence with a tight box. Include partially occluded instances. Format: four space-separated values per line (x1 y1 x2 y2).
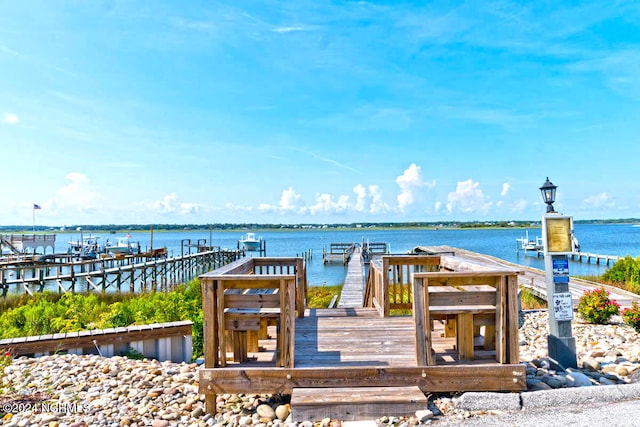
33 204 42 210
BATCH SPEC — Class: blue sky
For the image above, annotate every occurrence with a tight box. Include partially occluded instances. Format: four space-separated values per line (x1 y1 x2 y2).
1 1 639 226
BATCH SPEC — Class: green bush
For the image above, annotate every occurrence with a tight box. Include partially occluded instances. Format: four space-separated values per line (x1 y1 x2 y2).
0 279 205 359
622 301 640 332
577 288 620 324
602 256 640 294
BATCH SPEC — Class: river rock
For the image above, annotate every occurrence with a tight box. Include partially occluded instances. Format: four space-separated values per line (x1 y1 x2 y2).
256 404 276 420
566 371 593 387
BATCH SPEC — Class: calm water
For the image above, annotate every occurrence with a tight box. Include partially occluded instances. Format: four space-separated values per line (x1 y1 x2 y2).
49 223 640 287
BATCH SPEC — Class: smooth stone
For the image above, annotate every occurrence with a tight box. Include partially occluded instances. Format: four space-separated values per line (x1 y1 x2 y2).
275 404 290 421
581 357 601 371
566 371 593 387
191 407 205 418
415 410 434 421
529 381 553 391
256 404 276 420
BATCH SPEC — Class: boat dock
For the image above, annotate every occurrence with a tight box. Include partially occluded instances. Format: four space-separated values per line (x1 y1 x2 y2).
323 241 388 265
519 248 622 265
0 249 243 296
568 252 622 265
1 234 56 256
337 246 364 308
322 243 356 264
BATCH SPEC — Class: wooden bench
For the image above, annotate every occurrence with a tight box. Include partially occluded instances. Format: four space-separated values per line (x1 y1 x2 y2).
412 270 520 366
202 274 296 368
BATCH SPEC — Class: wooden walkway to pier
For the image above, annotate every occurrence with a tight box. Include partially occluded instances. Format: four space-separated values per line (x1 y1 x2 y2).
337 247 364 308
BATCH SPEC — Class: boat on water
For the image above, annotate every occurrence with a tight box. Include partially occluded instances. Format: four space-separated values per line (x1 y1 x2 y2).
67 236 104 259
516 230 543 252
105 235 140 255
238 232 262 251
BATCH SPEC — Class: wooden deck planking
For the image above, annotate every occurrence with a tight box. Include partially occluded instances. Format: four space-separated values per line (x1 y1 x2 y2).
219 308 495 369
201 307 527 404
337 247 365 308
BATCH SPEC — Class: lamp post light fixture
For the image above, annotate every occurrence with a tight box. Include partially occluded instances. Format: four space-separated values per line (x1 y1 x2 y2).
539 177 557 213
539 177 577 370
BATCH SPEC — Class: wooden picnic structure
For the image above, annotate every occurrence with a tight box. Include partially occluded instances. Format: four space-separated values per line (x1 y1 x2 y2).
199 252 526 420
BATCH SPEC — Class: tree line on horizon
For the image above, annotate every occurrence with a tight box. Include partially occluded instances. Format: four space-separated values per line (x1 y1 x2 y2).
1 218 638 233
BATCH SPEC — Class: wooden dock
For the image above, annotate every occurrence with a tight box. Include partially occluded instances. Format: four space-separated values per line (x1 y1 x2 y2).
569 251 621 265
0 249 243 296
322 243 356 264
361 241 388 262
518 248 622 266
337 247 364 308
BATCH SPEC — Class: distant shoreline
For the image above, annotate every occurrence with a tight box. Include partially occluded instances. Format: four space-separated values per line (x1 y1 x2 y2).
2 219 638 234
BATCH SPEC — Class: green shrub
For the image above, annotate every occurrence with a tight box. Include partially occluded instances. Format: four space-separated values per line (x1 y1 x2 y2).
577 288 620 324
602 256 640 294
0 278 206 359
520 287 546 310
622 301 640 332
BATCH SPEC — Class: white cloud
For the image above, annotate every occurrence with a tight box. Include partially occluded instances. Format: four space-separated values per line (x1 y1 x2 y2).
511 198 529 213
446 179 492 214
272 26 306 33
501 182 510 196
353 184 390 214
2 113 19 124
279 187 306 213
583 192 615 208
152 193 200 215
395 163 434 212
153 193 179 214
369 185 390 214
353 184 367 212
56 172 98 211
309 193 350 215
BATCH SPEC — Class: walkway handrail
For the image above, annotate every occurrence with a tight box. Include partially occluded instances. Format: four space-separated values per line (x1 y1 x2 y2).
364 255 441 317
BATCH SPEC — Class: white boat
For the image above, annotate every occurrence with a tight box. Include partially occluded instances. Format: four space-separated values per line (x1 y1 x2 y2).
105 235 139 255
67 235 104 259
239 232 262 251
516 230 543 252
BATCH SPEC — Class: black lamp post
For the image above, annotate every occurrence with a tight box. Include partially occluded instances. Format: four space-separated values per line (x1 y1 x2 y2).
539 176 577 370
539 177 557 213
